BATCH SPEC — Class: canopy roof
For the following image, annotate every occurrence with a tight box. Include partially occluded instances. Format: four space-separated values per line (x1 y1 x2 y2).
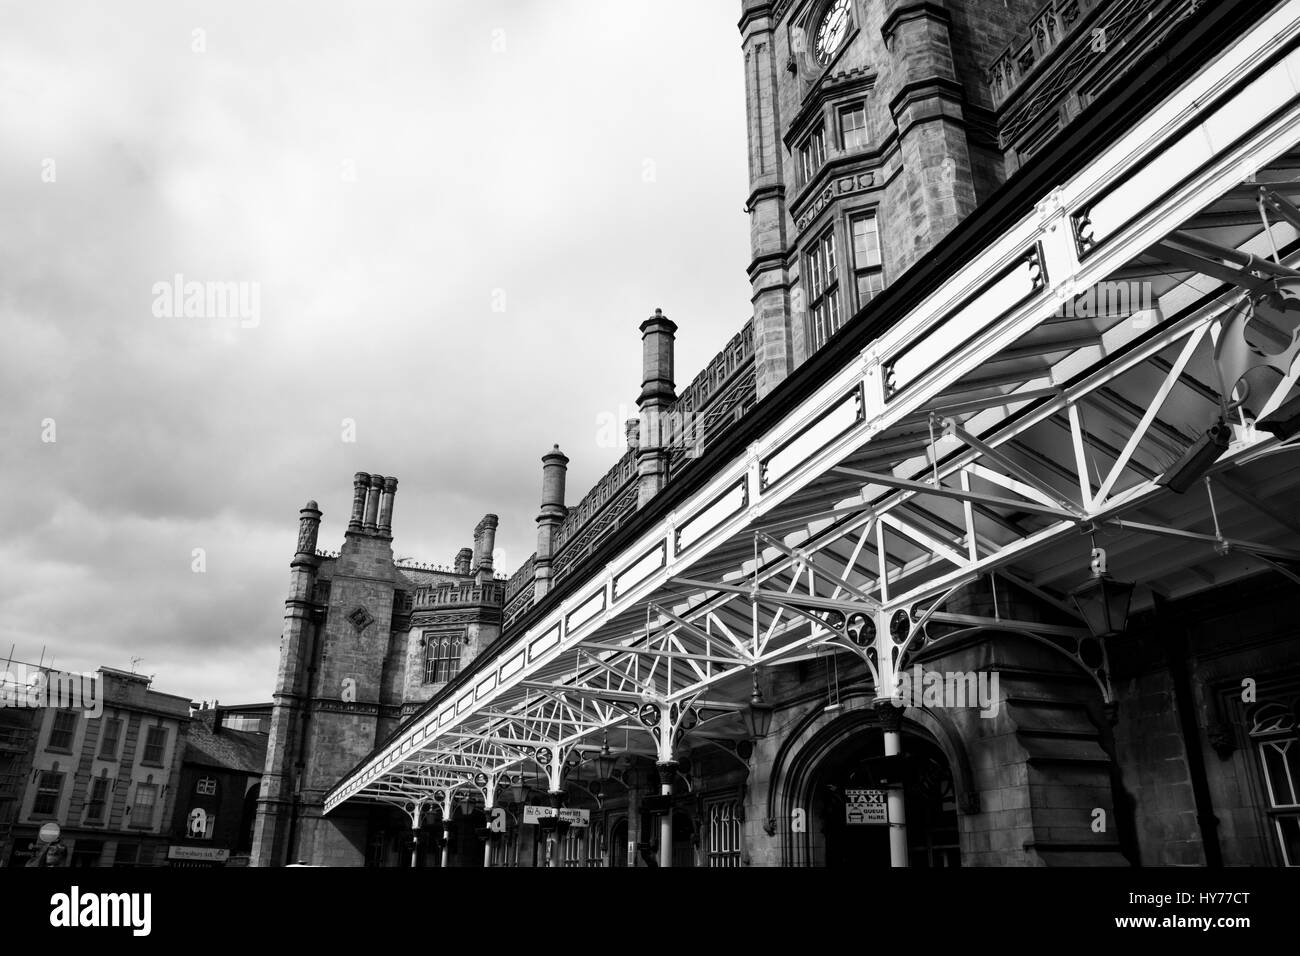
326 4 1300 817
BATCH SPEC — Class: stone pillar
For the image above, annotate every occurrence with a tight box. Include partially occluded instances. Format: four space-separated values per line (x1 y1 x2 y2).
740 2 795 396
362 474 383 535
473 514 499 586
534 445 569 600
454 548 473 576
251 500 322 867
377 476 398 538
348 473 369 533
636 309 677 507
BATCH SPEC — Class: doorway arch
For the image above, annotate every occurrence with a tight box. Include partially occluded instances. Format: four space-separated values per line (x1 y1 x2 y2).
771 695 966 866
610 819 629 867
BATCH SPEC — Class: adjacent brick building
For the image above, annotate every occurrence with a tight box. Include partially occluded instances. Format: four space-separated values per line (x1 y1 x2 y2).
2 666 190 867
168 704 269 867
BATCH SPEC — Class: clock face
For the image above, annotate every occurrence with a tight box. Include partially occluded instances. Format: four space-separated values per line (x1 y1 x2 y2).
814 0 852 64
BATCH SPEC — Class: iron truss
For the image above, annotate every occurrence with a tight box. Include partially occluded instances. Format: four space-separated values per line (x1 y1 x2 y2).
326 10 1300 817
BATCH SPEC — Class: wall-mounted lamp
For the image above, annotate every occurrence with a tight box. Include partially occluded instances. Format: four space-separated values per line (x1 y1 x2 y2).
1069 545 1135 639
742 671 774 740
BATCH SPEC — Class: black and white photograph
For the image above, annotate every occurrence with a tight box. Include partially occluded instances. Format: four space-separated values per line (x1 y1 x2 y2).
2 0 1296 938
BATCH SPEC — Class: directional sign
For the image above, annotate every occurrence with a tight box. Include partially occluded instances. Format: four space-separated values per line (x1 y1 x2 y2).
523 805 557 824
557 808 589 828
522 806 590 827
845 789 888 825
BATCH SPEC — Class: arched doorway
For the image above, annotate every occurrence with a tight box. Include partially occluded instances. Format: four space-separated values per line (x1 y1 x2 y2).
610 819 629 867
809 730 959 867
777 704 965 867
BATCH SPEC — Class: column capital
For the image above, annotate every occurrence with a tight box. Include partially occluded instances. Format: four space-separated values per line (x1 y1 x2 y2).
873 698 905 733
655 761 679 791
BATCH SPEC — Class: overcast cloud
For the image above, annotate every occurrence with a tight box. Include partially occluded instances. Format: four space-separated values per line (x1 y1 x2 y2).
0 1 751 704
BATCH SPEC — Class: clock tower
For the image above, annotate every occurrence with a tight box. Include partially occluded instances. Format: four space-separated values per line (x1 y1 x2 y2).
739 0 1042 397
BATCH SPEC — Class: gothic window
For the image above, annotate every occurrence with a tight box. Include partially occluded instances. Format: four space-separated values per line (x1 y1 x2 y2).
706 798 742 867
850 212 884 309
805 225 841 355
560 827 585 867
424 631 463 684
1249 702 1300 865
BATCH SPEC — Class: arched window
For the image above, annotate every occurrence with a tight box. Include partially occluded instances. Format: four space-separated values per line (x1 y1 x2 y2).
706 799 742 867
1249 702 1300 865
423 631 462 684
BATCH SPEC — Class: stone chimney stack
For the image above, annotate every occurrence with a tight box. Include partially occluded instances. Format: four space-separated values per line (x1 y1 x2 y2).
377 476 398 538
454 548 474 576
348 473 368 533
362 474 384 535
534 445 569 600
636 308 677 506
293 500 322 565
473 514 499 585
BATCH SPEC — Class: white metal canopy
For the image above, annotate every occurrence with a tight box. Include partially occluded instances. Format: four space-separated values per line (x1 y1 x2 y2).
325 6 1300 819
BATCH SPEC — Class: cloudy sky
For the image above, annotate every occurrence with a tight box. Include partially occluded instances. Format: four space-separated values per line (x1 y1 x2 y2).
0 1 752 704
